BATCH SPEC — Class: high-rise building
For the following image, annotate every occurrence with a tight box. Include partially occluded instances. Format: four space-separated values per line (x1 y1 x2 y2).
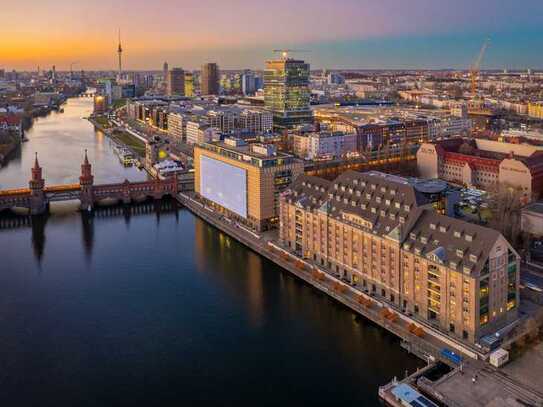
185 72 194 97
167 68 185 96
241 70 256 96
163 62 169 82
201 63 220 95
264 57 312 129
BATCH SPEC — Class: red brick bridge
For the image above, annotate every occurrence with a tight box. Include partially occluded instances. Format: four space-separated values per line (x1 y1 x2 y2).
0 152 187 215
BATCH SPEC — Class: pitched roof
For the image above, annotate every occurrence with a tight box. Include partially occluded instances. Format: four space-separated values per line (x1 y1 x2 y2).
401 209 502 275
285 170 510 276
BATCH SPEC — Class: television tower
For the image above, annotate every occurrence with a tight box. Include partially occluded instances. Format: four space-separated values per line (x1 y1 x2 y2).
117 29 123 78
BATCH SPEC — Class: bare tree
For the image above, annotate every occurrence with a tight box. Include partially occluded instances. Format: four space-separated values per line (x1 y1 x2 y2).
487 185 526 249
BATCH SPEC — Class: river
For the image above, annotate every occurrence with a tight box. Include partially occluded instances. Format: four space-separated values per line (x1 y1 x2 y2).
0 96 422 406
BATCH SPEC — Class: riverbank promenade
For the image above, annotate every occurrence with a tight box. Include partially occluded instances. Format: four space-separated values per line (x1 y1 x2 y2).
176 191 543 407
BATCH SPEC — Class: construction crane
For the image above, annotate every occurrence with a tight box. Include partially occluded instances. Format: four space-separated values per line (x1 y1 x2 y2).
272 49 310 59
470 38 490 97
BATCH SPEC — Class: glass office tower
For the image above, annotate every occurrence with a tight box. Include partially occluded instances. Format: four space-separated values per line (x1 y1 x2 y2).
264 58 312 129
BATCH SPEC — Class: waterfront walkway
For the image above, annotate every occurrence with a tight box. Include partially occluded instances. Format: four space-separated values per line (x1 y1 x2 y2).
177 193 475 360
176 192 543 407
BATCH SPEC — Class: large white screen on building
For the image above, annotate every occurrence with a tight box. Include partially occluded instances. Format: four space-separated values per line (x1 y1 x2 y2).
200 155 248 218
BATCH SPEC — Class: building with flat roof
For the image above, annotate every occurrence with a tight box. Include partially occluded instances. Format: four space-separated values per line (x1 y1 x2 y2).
93 95 107 115
194 139 304 231
264 57 312 129
280 170 520 344
201 63 220 96
292 130 357 160
417 138 543 199
314 105 470 152
184 72 194 97
528 102 543 120
167 68 185 96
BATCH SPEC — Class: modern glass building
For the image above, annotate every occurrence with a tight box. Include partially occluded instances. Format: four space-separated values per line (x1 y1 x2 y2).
264 58 312 129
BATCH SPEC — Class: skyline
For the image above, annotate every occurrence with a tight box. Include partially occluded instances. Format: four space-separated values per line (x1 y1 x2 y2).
2 0 543 70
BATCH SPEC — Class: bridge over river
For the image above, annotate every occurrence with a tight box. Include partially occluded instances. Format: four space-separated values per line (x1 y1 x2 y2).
0 151 192 215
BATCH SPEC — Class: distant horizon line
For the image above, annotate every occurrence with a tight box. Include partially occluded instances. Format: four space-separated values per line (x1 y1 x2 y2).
4 67 542 73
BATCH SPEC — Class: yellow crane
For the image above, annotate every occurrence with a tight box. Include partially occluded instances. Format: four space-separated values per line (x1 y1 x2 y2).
470 38 490 97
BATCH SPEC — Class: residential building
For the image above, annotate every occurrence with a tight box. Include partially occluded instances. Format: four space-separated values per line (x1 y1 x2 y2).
417 138 543 199
238 108 273 133
186 120 220 145
264 57 312 129
167 112 186 142
292 131 357 159
0 115 23 140
280 170 520 344
194 139 304 231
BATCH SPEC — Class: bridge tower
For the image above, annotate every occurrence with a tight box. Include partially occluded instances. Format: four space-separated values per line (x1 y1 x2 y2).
29 153 47 215
79 150 94 212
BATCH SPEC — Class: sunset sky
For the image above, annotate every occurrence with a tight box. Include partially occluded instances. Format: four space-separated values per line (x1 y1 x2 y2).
2 0 542 71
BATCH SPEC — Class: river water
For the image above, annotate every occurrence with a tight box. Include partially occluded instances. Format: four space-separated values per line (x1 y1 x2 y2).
0 96 422 406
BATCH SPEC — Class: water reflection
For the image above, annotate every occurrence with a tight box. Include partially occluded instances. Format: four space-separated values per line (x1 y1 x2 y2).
30 214 46 263
0 198 179 263
80 213 94 261
0 203 422 406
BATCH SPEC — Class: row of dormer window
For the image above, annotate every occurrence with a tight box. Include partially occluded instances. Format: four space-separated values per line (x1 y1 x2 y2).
334 181 400 198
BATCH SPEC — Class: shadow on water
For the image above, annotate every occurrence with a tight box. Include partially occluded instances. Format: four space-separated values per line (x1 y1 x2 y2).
0 197 180 264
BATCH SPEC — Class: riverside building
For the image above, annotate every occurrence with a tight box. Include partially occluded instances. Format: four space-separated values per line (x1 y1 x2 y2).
279 170 520 344
194 139 304 231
